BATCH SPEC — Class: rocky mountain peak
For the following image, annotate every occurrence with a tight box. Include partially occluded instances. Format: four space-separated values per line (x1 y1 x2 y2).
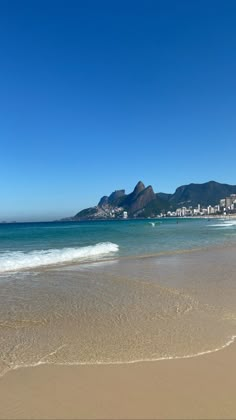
98 196 109 207
72 179 236 221
133 181 145 196
145 185 155 194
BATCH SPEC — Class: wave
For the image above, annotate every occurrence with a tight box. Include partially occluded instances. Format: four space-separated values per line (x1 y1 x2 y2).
0 242 119 273
1 334 236 378
209 223 236 227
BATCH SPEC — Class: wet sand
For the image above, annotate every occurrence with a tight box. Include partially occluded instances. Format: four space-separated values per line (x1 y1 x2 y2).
1 342 236 419
1 243 236 419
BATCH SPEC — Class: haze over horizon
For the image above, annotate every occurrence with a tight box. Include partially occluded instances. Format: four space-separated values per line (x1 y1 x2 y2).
1 0 236 221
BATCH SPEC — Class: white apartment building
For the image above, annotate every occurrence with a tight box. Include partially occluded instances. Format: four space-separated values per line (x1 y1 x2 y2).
123 211 128 219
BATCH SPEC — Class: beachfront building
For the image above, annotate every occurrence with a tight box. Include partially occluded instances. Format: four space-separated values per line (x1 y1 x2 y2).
176 208 182 217
207 205 215 215
220 199 226 209
164 195 236 218
219 195 236 213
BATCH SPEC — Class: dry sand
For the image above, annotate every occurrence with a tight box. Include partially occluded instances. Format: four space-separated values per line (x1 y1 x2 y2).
1 342 236 419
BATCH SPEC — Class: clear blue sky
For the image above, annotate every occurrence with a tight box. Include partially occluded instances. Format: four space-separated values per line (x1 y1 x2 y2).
1 0 236 221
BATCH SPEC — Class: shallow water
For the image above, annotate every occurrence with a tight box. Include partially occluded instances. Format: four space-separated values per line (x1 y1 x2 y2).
1 218 236 272
1 245 236 376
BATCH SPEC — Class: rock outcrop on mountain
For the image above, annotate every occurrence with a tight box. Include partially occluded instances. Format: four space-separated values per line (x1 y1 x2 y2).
71 180 236 220
125 185 156 214
73 181 169 220
98 189 125 207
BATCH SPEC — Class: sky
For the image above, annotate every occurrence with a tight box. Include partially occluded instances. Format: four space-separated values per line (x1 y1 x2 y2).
1 0 236 221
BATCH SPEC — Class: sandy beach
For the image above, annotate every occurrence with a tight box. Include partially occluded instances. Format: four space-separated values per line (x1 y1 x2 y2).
1 227 236 419
0 341 236 419
2 0 236 416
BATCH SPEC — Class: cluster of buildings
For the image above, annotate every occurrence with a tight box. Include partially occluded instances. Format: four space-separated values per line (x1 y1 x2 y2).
166 194 236 218
110 194 236 219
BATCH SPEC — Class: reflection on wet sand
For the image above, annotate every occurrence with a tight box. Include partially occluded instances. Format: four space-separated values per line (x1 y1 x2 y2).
0 246 236 376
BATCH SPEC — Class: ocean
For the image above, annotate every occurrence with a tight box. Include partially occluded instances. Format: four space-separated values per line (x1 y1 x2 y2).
1 218 236 376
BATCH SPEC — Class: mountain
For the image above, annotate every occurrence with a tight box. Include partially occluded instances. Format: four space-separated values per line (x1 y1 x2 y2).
73 181 170 220
71 180 236 220
170 181 236 208
98 189 125 207
121 182 155 214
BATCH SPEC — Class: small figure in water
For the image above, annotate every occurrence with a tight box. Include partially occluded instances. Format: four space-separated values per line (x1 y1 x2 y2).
148 222 161 227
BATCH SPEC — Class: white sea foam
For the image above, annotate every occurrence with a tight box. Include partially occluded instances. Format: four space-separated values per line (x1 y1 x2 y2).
1 334 236 378
0 242 119 273
210 223 235 227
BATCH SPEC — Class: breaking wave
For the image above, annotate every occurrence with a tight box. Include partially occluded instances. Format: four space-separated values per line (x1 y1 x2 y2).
0 242 119 273
210 222 236 227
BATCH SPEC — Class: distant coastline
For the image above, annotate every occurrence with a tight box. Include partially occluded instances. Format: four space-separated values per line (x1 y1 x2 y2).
70 180 236 221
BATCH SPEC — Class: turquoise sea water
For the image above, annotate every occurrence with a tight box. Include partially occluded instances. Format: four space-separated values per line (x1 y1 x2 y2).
1 218 236 273
1 217 236 376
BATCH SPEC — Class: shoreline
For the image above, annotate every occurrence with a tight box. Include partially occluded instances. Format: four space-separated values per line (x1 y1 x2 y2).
1 213 236 225
1 332 236 378
2 239 236 276
1 341 236 419
1 241 236 418
1 243 236 380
